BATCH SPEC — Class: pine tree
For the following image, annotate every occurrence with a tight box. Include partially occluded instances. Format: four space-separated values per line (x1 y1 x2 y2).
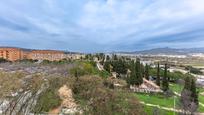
145 64 149 80
156 62 160 86
162 63 169 91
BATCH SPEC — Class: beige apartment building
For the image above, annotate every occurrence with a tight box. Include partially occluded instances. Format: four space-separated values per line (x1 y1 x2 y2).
28 50 65 61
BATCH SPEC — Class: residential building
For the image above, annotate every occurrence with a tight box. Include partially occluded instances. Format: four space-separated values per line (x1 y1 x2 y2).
28 50 65 61
0 47 25 61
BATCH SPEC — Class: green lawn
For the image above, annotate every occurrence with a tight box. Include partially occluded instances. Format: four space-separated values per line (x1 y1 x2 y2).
169 83 183 93
134 93 179 108
133 92 179 114
144 106 177 115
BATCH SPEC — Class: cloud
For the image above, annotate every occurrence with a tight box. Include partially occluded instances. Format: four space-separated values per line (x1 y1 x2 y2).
0 17 30 32
0 0 204 52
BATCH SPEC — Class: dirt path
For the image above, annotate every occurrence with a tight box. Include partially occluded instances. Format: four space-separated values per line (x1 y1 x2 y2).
49 107 60 114
49 85 80 115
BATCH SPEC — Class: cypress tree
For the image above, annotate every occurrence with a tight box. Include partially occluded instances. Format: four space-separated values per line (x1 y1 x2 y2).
135 58 143 85
156 62 160 86
181 75 199 112
140 64 145 78
184 75 191 90
129 61 137 85
190 78 199 105
145 64 149 80
162 63 169 91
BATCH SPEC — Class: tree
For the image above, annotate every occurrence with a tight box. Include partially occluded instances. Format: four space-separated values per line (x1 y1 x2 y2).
127 59 143 86
135 59 143 85
190 78 198 105
112 59 127 77
106 55 110 61
184 75 191 90
156 62 160 86
113 54 118 60
129 61 137 86
140 64 145 78
162 63 169 91
144 64 149 80
181 75 199 114
104 61 111 73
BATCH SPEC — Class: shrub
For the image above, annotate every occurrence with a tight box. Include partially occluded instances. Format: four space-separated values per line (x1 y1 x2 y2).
0 58 9 63
71 76 144 115
33 77 65 113
33 88 62 113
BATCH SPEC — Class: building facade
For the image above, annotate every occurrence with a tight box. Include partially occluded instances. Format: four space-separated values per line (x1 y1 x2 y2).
28 50 66 61
0 48 25 61
0 47 85 61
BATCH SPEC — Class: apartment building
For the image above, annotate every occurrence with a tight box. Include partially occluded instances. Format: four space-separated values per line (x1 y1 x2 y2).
28 50 65 61
0 47 25 61
0 47 85 61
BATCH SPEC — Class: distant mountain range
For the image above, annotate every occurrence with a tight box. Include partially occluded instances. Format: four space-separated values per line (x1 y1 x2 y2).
119 47 204 55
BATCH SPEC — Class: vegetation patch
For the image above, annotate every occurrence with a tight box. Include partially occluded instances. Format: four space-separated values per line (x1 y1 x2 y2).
68 76 144 115
33 77 67 113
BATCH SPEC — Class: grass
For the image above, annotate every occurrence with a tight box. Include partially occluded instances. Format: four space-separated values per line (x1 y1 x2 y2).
135 93 175 108
144 106 177 115
169 83 183 93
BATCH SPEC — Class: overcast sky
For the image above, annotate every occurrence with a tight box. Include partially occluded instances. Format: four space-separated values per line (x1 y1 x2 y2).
0 0 204 52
